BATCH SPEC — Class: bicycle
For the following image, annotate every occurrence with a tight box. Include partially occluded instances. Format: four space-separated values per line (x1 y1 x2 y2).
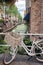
0 33 43 64
0 33 42 64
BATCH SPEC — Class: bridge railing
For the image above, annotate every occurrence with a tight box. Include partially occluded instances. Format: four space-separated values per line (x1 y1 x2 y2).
0 32 43 47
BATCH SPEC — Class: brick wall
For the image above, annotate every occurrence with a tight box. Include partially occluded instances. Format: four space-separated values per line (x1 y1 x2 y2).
40 0 43 33
30 0 43 41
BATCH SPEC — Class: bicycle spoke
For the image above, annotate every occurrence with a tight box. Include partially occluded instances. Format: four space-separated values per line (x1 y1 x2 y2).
35 40 43 62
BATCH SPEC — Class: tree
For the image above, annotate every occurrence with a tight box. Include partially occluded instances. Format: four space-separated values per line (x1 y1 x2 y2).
7 4 22 20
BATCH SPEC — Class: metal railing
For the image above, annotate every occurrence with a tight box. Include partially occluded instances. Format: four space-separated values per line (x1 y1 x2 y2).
0 32 43 35
0 32 43 47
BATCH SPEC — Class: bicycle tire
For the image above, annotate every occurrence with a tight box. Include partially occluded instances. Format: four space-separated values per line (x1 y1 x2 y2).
4 46 18 64
35 40 43 62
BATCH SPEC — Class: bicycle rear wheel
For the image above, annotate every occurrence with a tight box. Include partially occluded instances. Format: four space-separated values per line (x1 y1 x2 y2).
35 40 43 62
4 46 18 65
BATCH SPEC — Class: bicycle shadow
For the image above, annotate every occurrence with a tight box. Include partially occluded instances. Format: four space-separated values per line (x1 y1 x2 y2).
14 54 43 65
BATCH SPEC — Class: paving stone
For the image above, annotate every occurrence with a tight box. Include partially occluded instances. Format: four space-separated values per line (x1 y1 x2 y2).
0 54 43 65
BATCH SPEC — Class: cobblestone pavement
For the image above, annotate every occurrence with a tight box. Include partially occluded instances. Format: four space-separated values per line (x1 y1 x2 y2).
0 54 43 65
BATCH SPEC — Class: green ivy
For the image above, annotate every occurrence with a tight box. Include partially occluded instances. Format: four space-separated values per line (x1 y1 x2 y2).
0 39 9 53
23 37 32 45
0 19 4 23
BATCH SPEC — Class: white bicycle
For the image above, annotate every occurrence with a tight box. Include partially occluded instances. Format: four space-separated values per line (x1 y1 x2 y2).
0 33 42 64
0 33 43 64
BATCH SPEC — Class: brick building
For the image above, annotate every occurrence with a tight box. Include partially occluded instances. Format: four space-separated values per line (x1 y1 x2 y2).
30 0 43 41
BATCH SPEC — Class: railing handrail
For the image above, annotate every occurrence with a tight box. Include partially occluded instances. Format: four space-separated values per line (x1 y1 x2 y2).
0 32 43 36
0 32 43 47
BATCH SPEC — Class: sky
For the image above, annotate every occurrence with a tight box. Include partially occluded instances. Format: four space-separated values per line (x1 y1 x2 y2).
15 0 26 18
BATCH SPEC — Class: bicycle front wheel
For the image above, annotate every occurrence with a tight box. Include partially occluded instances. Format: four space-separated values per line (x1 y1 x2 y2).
4 46 18 65
35 40 43 62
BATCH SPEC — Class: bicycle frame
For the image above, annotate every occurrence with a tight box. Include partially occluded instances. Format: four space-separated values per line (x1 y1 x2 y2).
20 40 35 56
20 40 43 56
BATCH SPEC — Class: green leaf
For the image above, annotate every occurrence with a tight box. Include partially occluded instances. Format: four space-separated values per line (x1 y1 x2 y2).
7 4 22 20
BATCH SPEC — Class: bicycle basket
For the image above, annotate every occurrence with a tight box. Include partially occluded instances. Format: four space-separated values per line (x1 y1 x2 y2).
4 33 22 48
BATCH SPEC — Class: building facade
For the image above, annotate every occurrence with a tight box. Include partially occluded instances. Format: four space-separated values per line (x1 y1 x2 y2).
30 0 43 41
26 0 31 13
